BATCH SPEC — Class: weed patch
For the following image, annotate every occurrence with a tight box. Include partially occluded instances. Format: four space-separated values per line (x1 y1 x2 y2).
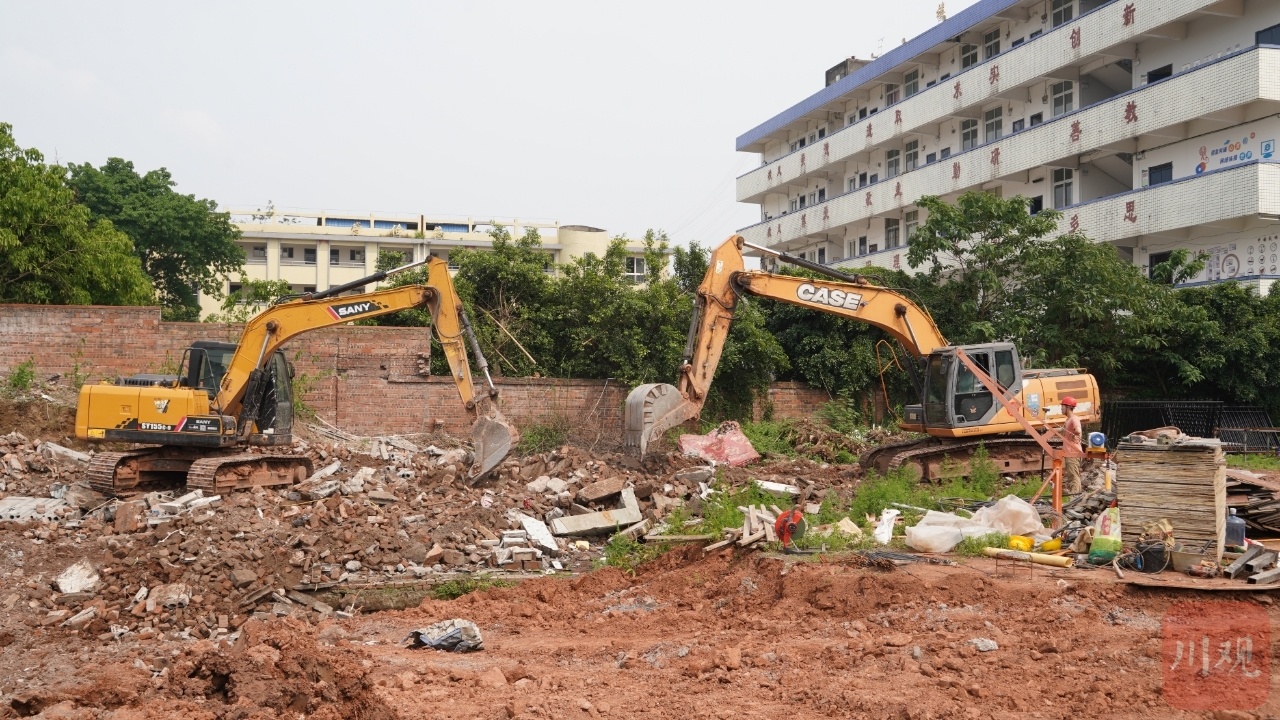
1228 454 1280 472
4 359 36 393
429 577 515 601
599 534 667 573
519 415 572 454
954 532 1010 557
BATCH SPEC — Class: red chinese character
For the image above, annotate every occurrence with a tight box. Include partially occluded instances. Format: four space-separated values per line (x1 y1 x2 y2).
866 123 874 139
1070 120 1082 142
777 165 784 178
801 213 808 228
823 141 830 160
777 223 783 238
1124 201 1137 223
1125 101 1138 124
866 192 873 207
894 182 903 198
767 169 773 181
895 109 903 124
800 152 807 168
989 65 1000 85
952 162 961 180
1069 214 1080 233
1070 27 1082 50
822 206 830 222
991 147 1001 165
953 81 963 99
767 226 773 238
893 254 901 269
1122 3 1136 26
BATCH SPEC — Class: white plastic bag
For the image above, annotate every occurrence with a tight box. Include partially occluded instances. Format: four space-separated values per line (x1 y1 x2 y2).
905 524 964 553
969 495 1043 537
873 509 901 544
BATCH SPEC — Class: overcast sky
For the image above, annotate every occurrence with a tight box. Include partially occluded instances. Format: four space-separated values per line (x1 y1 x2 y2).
3 0 975 244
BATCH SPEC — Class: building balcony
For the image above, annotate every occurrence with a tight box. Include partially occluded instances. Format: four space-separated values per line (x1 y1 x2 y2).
737 0 1243 204
743 45 1280 251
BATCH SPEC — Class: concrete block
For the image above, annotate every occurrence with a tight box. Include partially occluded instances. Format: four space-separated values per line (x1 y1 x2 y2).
55 560 99 594
551 489 642 536
518 514 559 555
577 476 627 504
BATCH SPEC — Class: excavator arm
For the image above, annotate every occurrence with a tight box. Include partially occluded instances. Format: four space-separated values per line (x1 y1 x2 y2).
625 234 947 455
215 256 517 479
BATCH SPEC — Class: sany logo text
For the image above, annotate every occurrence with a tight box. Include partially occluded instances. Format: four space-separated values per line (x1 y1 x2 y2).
326 301 385 320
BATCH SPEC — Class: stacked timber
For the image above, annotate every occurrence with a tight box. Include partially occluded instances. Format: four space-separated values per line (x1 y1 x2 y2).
1226 468 1280 534
1114 438 1226 562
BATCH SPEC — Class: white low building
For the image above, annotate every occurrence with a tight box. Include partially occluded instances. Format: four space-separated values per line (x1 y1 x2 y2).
736 0 1280 294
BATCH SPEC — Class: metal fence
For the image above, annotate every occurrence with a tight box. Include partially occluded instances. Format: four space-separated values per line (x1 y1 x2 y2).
1100 401 1278 453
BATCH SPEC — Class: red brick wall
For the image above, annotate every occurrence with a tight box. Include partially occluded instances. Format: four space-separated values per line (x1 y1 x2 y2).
0 305 830 438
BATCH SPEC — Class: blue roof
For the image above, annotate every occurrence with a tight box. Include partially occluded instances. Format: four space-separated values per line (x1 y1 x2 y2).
736 0 1023 151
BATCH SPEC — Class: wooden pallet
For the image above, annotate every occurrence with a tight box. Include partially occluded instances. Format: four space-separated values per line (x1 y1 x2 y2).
1114 442 1225 562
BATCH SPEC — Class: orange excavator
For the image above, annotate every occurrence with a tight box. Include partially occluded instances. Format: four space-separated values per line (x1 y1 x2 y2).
75 257 518 495
625 234 1098 487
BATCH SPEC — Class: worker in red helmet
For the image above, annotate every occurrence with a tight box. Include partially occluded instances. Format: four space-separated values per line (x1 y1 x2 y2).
1061 396 1083 494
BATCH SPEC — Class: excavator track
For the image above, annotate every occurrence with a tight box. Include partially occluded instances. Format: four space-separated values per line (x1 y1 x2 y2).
862 436 1061 481
87 448 159 496
186 453 313 494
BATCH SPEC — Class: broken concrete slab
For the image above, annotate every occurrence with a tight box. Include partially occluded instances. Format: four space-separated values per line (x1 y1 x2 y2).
37 442 91 465
367 490 398 505
150 583 191 609
0 496 73 522
229 568 258 588
55 560 99 594
755 480 801 496
306 460 343 482
301 480 342 500
551 489 642 537
518 514 559 555
674 466 715 484
577 476 627 504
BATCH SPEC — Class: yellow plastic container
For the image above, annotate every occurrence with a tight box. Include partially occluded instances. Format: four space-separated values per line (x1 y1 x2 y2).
1037 537 1062 552
1008 535 1034 551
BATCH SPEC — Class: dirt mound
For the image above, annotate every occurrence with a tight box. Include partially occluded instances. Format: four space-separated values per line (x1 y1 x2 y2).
4 618 394 719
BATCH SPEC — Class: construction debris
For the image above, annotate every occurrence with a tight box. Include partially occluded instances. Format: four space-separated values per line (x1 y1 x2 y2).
679 421 761 466
406 618 484 652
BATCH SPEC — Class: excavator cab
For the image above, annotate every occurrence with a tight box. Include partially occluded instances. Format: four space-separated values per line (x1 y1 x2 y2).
178 341 295 442
906 343 1022 431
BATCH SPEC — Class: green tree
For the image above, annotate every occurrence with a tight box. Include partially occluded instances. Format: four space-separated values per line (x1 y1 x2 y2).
671 240 709 293
907 191 1061 343
0 123 153 306
67 158 244 321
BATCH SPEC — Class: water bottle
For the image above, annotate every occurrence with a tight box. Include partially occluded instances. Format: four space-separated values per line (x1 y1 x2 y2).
1225 508 1246 549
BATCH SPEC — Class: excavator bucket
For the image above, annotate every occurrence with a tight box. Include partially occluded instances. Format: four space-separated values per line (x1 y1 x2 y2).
468 408 519 482
624 383 700 457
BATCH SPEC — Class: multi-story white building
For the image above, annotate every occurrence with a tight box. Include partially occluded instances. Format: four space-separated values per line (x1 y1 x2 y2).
736 0 1280 295
200 208 659 317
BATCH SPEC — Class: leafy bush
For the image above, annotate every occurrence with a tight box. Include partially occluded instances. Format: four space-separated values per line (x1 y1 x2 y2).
5 359 36 392
519 416 571 454
600 534 666 573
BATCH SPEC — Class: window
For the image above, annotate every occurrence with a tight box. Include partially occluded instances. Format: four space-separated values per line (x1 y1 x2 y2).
925 152 937 165
303 248 317 264
868 242 879 253
984 28 1001 59
1029 29 1043 40
886 149 901 178
350 249 365 262
869 173 878 184
940 73 951 81
885 83 900 105
816 247 827 264
624 256 647 284
1029 195 1044 215
1051 0 1074 28
1148 162 1173 186
849 177 858 192
858 236 868 256
807 192 817 206
905 140 919 172
281 247 295 259
1259 22 1280 46
859 171 869 188
1051 80 1074 118
1147 64 1173 83
303 286 316 294
808 132 818 145
1011 37 1025 48
904 69 919 98
904 210 919 243
330 248 340 264
885 218 901 249
1053 168 1074 208
940 147 951 160
447 255 460 270
961 119 979 151
817 188 827 202
790 198 800 212
1029 112 1044 126
818 126 827 139
251 246 267 259
859 107 868 120
1148 251 1172 280
984 107 1003 143
1012 119 1025 133
961 44 979 69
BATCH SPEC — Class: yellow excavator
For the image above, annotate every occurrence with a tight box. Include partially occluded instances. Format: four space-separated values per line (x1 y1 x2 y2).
76 256 518 496
625 235 1099 480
